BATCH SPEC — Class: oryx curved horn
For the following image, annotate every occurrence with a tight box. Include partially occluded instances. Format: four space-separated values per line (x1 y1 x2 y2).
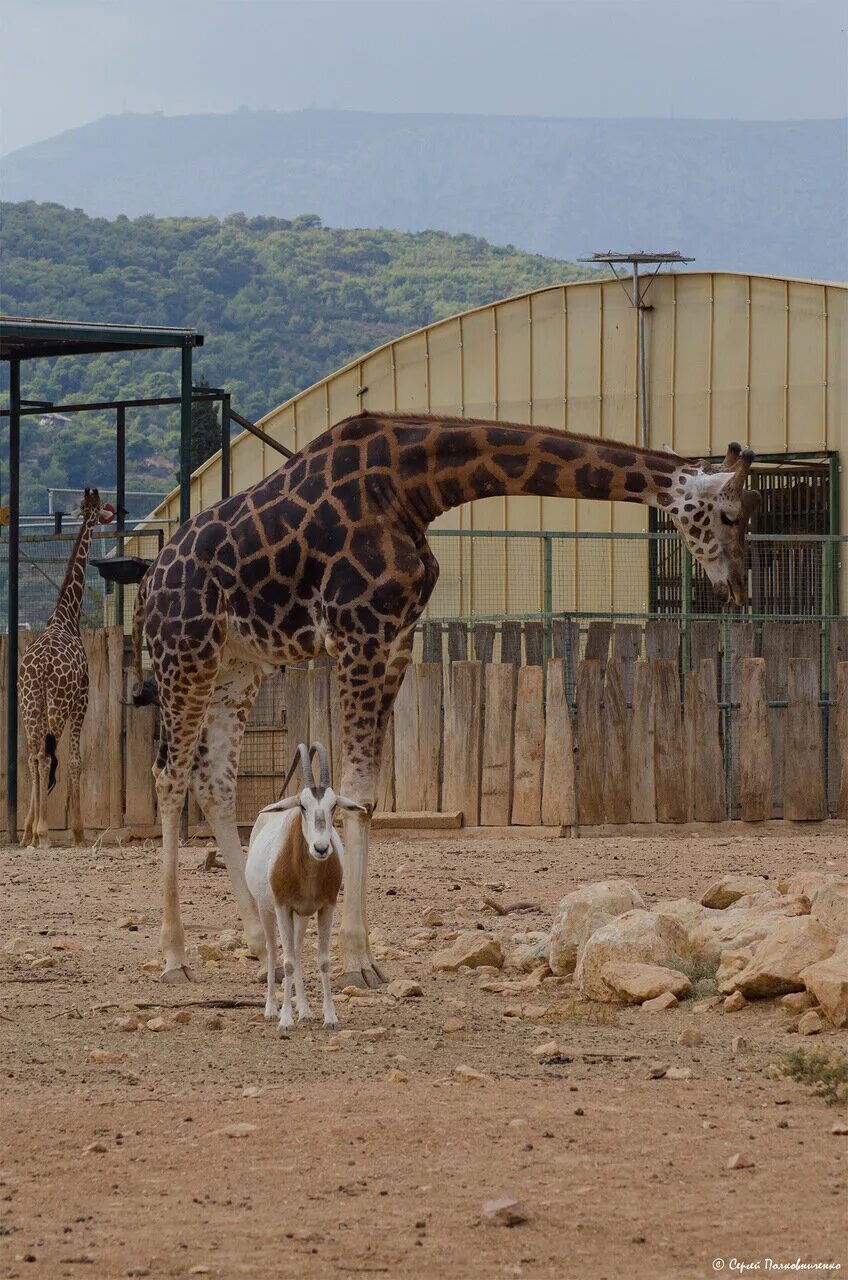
279 741 314 797
310 742 332 789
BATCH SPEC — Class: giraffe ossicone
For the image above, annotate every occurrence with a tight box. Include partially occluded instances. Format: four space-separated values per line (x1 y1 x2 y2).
132 413 759 988
20 488 115 849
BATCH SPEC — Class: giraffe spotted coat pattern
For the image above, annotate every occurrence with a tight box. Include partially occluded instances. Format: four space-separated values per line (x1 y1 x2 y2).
133 413 759 986
20 488 115 847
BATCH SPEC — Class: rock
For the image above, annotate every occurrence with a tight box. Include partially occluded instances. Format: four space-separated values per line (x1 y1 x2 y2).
521 1003 548 1021
731 1035 747 1055
677 1027 705 1047
599 961 691 1004
801 939 848 1027
188 1266 211 1275
510 937 551 973
532 1040 560 1061
4 937 31 954
140 960 160 973
453 1064 494 1084
87 1049 125 1063
778 871 831 900
197 943 224 963
797 1010 823 1036
656 899 782 966
700 875 770 909
116 916 138 929
647 1063 668 1079
481 1197 529 1227
341 985 378 998
642 991 679 1011
209 1122 256 1138
216 929 241 952
83 1141 108 1154
549 880 645 976
727 1152 755 1170
31 955 56 969
832 1120 848 1136
358 1027 388 1041
441 1017 466 1034
692 996 723 1012
126 1268 151 1277
115 1016 138 1032
780 991 817 1012
724 991 747 1012
727 917 836 999
173 1009 192 1024
716 948 755 987
205 1014 224 1030
145 1017 168 1032
432 932 504 972
574 910 674 1001
422 908 443 926
811 882 848 935
387 979 423 999
666 1066 693 1080
386 1069 408 1083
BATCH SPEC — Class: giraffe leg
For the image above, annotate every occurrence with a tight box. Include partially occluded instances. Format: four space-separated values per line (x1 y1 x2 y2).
189 657 267 963
35 750 52 849
22 752 39 848
67 714 86 846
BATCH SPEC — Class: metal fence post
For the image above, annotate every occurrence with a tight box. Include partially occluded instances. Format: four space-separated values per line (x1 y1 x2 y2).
6 358 20 841
543 533 553 660
681 544 693 671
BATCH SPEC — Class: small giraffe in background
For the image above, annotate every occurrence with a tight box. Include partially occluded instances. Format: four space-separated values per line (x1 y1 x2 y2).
20 488 115 848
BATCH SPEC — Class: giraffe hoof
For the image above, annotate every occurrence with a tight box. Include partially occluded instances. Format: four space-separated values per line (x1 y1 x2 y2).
160 964 195 985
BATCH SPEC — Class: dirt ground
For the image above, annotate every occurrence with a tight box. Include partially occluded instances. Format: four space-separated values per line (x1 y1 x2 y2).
1 824 846 1280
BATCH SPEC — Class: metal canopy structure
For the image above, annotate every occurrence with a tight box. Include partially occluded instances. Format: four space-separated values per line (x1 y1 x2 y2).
0 316 204 841
577 252 696 450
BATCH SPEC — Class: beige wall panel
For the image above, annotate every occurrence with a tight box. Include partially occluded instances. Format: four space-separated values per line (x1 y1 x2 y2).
469 496 507 617
749 277 788 452
787 282 827 451
198 457 223 512
530 288 566 428
575 498 613 611
601 283 637 442
825 286 846 454
394 331 429 411
550 535 578 613
496 297 532 422
461 308 497 419
328 367 362 429
360 346 396 413
230 433 265 492
506 524 543 615
427 319 463 415
293 386 328 448
566 285 602 436
712 275 750 448
672 275 711 455
645 275 675 450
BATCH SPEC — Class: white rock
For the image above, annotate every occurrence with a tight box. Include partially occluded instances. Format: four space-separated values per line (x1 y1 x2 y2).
700 875 770 909
642 991 679 1011
432 932 504 972
532 1040 561 1061
481 1197 529 1227
441 1017 466 1034
723 991 746 1011
726 917 836 999
716 947 755 987
387 979 423 1000
810 882 848 935
801 938 848 1027
727 1152 754 1170
599 961 691 1005
549 880 644 976
666 1067 693 1080
574 910 672 1002
797 1010 823 1036
452 1064 494 1084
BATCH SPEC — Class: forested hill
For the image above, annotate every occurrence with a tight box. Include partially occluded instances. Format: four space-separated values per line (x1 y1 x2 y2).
0 201 589 513
3 110 846 280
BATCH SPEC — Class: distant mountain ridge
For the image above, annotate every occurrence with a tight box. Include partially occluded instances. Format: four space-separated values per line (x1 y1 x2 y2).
3 109 845 280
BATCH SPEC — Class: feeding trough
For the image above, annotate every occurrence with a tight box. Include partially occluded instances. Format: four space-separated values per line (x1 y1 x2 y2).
92 556 152 585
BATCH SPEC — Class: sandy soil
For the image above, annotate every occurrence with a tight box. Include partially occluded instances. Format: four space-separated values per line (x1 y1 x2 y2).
1 825 846 1280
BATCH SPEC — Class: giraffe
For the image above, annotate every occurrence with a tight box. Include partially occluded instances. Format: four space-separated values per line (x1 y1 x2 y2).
132 413 759 987
20 488 115 848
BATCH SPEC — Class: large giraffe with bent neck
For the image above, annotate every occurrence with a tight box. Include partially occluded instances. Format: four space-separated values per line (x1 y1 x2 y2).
133 413 759 987
21 488 115 848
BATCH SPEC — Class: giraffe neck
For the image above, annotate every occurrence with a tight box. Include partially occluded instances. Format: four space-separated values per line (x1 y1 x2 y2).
371 417 692 528
49 511 98 630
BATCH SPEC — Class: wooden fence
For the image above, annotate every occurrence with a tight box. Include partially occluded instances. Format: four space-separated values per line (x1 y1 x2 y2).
2 621 848 837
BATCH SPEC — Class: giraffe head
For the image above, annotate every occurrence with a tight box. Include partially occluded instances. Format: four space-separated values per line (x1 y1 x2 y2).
77 488 116 524
666 443 760 606
260 743 365 861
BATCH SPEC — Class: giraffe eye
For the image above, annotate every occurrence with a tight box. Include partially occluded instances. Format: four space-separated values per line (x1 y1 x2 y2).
720 513 737 527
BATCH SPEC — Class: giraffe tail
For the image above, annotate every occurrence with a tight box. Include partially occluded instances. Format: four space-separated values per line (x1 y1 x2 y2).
129 573 159 707
44 733 58 793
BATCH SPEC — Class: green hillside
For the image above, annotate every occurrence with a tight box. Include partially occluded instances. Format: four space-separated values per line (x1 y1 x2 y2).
0 202 592 514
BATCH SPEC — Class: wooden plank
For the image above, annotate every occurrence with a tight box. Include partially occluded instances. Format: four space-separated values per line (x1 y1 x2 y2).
740 658 772 822
79 631 111 830
473 623 496 664
330 667 344 790
442 661 483 824
123 668 157 826
447 621 468 663
422 621 442 664
683 669 698 822
372 810 463 830
784 657 826 821
377 714 395 812
827 621 848 815
693 659 726 823
0 635 6 816
762 621 791 814
108 630 125 830
837 663 848 820
307 665 333 776
584 621 612 674
613 623 642 703
727 622 756 813
552 617 580 704
644 619 679 662
418 664 443 813
480 664 516 826
629 660 655 823
500 621 522 666
690 620 722 689
523 621 545 667
542 659 576 828
652 659 689 824
575 660 604 825
283 668 310 793
602 658 630 823
393 666 421 812
510 665 545 825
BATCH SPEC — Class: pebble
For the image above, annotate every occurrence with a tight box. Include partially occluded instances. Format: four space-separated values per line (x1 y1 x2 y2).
31 955 56 969
781 991 816 1012
387 979 423 1000
358 1027 388 1041
83 1141 108 1154
532 1040 561 1061
205 1014 224 1031
188 1268 211 1276
173 1009 192 1025
386 1069 408 1083
209 1122 256 1139
665 1067 693 1081
87 1049 125 1064
647 1063 668 1079
677 1027 704 1047
116 917 137 930
453 1064 494 1085
481 1197 529 1227
797 1010 823 1036
197 943 224 963
342 986 374 998
691 996 723 1013
831 1121 848 1136
146 1017 168 1033
242 1086 263 1098
641 992 678 1012
126 1268 150 1277
140 960 160 973
3 937 30 954
724 991 747 1012
441 1017 466 1034
115 1016 139 1032
731 1036 747 1056
727 1152 755 1170
422 909 443 926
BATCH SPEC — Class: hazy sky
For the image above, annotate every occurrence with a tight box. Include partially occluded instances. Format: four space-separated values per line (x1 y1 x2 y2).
2 0 846 155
